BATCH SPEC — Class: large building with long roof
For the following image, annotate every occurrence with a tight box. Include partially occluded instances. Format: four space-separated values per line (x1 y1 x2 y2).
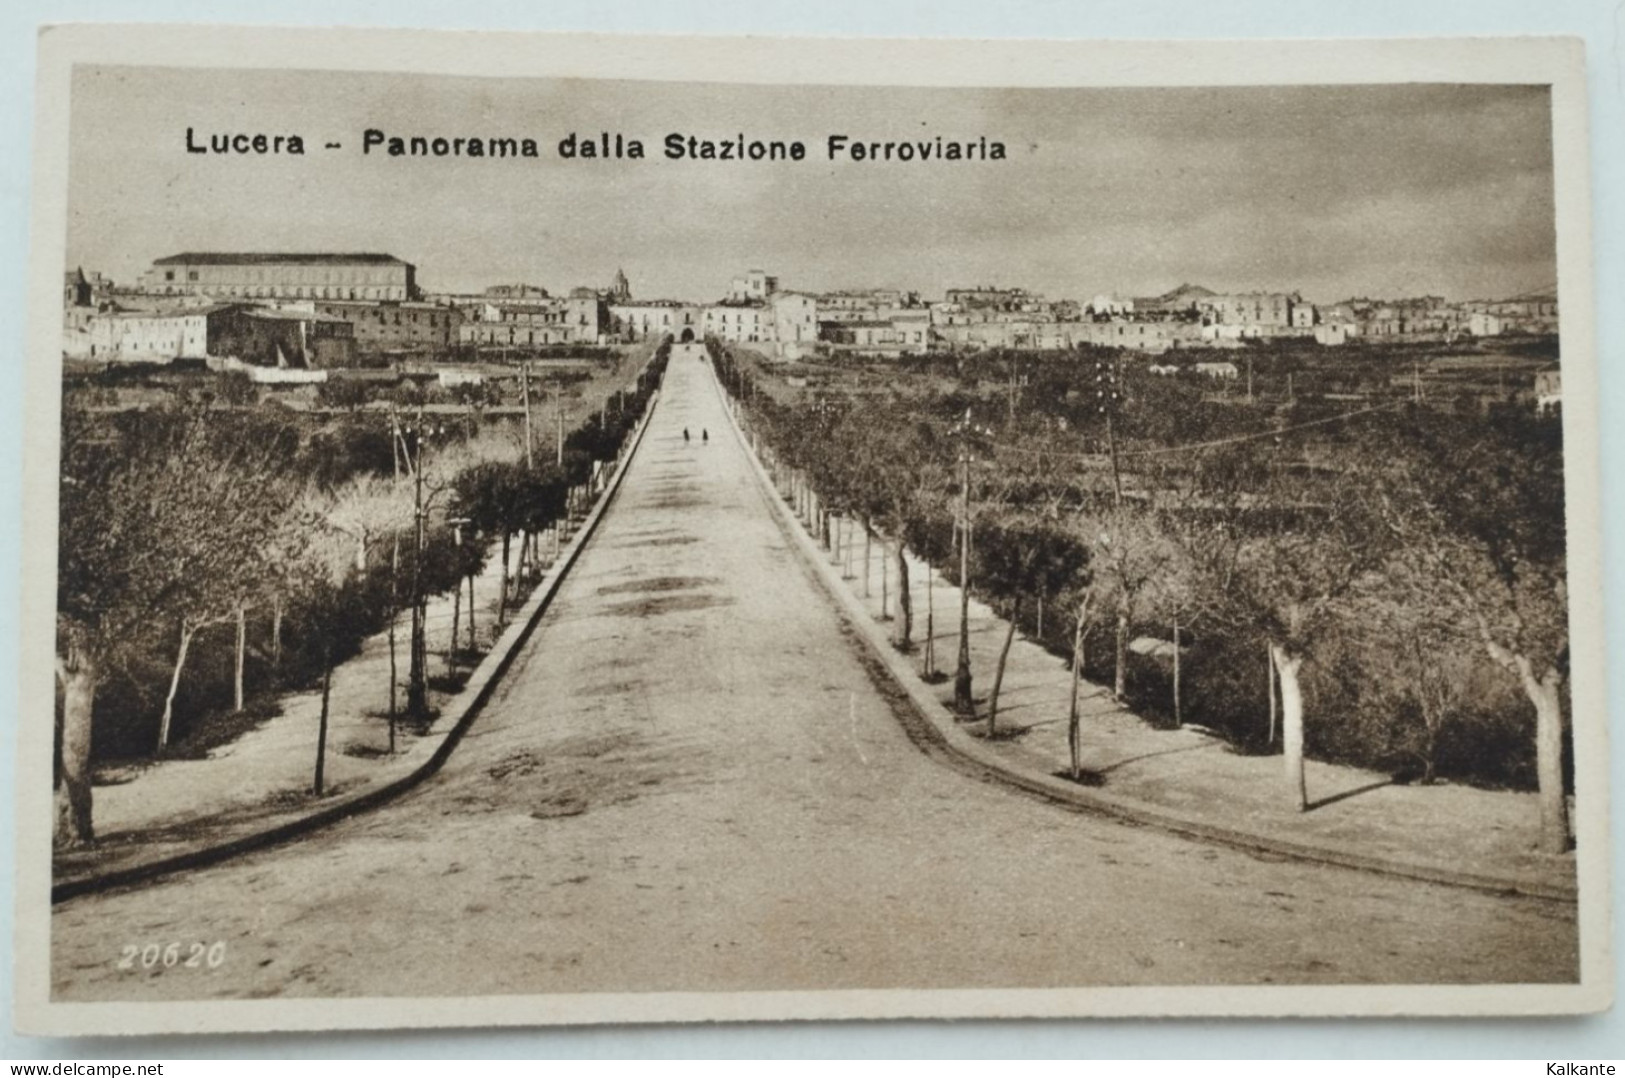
137 252 417 302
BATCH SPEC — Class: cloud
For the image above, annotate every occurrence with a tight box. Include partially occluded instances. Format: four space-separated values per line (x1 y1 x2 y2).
65 69 1555 302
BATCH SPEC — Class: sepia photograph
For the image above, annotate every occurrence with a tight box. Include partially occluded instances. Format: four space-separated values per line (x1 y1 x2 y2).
12 26 1612 1035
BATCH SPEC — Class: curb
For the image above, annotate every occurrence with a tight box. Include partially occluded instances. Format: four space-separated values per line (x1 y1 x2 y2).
707 367 1577 906
52 387 664 905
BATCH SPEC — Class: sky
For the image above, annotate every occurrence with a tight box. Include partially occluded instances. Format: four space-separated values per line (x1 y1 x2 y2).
64 66 1557 304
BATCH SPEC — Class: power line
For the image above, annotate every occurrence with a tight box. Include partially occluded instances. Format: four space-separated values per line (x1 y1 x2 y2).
1124 400 1407 457
989 400 1408 464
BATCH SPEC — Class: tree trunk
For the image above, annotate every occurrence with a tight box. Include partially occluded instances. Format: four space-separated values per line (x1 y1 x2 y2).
467 571 477 652
1114 608 1129 701
515 529 529 592
498 530 511 623
895 545 913 650
923 561 936 677
988 599 1019 737
271 596 284 674
54 649 97 847
157 620 195 750
1067 594 1092 779
880 536 890 618
314 643 332 794
233 601 247 713
863 523 872 598
1272 642 1308 811
1267 641 1277 746
449 579 461 674
1172 616 1182 728
1520 662 1570 854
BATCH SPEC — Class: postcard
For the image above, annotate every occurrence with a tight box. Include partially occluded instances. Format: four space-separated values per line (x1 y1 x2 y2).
14 25 1611 1034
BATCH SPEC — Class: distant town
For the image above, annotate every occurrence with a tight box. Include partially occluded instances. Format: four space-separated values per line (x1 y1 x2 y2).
60 251 1562 410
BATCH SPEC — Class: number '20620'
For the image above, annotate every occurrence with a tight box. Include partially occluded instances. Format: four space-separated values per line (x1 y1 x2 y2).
117 941 226 970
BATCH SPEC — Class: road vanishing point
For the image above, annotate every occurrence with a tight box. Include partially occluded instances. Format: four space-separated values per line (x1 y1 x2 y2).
51 344 1577 1000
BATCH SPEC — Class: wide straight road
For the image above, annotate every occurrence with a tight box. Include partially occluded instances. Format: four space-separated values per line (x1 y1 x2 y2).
52 344 1576 1001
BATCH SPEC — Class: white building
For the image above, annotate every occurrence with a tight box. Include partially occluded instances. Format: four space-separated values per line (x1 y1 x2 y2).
770 292 818 356
84 304 235 361
705 303 770 344
1088 294 1135 317
1195 361 1241 380
727 269 779 303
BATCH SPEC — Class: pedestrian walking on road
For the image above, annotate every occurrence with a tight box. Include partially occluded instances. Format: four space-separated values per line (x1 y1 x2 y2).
702 429 709 445
683 428 690 444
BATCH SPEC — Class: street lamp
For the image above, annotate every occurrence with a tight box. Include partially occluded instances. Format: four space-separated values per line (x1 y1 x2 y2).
950 407 992 717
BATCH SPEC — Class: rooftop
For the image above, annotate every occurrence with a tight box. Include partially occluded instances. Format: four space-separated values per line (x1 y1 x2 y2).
243 307 351 324
100 302 243 319
151 252 411 267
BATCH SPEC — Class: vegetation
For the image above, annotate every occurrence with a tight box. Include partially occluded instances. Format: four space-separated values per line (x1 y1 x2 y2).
53 340 671 848
711 337 1571 850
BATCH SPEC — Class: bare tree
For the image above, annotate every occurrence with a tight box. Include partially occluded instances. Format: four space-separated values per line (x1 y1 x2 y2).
1088 506 1179 703
326 474 412 574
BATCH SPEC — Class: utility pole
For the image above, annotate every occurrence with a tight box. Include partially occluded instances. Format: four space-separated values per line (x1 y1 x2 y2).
521 360 534 469
554 384 564 466
1246 356 1254 403
405 408 432 719
390 406 401 481
956 438 973 716
1096 356 1123 507
1413 361 1422 404
950 408 988 717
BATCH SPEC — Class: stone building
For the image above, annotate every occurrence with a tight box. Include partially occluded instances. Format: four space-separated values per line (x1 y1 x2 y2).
1199 292 1294 327
705 302 770 344
945 285 1035 310
484 283 550 300
610 301 701 342
85 304 239 361
223 308 357 368
770 292 819 353
296 299 463 352
460 293 604 348
138 252 417 302
63 267 112 309
82 303 355 367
